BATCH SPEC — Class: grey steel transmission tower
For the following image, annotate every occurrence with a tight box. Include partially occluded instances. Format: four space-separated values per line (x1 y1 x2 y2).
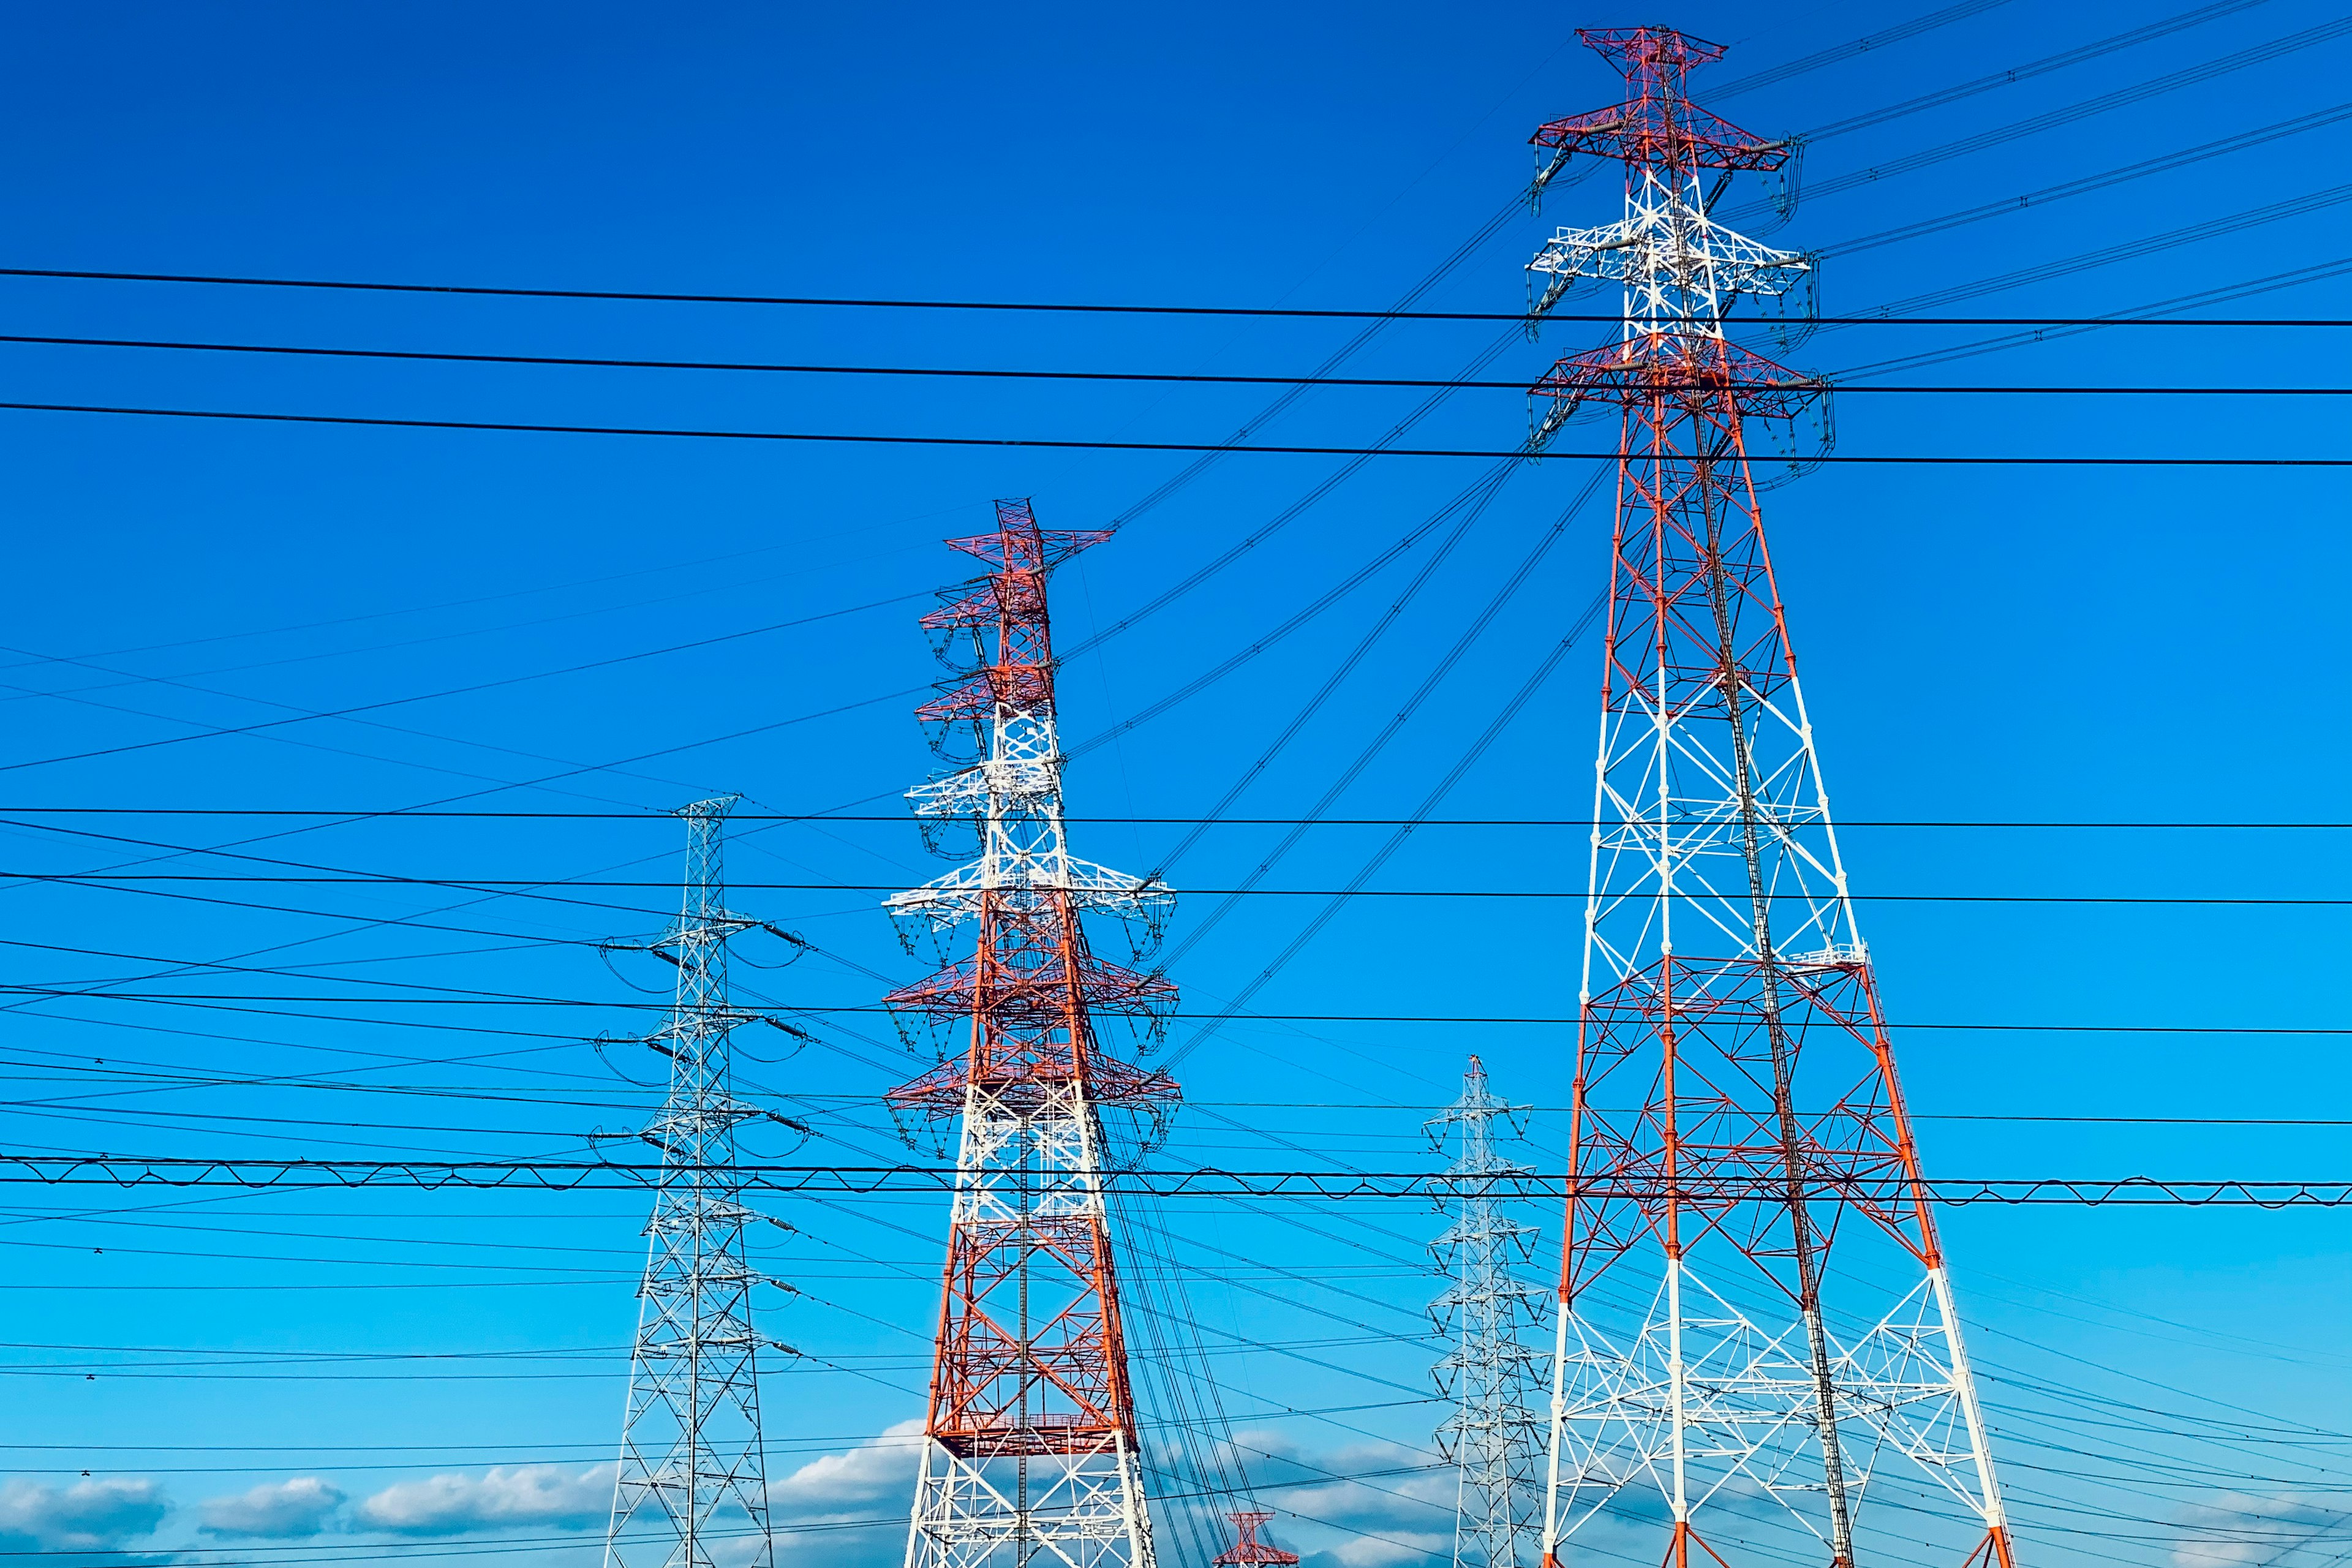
605 796 777 1568
1430 1057 1546 1568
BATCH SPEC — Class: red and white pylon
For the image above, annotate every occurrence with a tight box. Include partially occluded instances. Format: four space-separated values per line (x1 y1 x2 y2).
888 500 1177 1568
1212 1513 1300 1568
1525 30 2014 1568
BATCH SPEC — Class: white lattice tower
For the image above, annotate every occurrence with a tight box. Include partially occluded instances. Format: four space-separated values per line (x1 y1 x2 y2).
886 500 1177 1568
1431 1057 1547 1568
606 795 776 1568
1522 29 2015 1568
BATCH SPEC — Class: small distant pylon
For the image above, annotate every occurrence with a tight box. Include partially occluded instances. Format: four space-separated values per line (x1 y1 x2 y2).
888 499 1177 1568
1429 1057 1545 1568
605 796 778 1568
1213 1512 1300 1568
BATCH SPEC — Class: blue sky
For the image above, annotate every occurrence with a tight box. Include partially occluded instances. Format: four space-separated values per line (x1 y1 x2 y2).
1 1 2351 1566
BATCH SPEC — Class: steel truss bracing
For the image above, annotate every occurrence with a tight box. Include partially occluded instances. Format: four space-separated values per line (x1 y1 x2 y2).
1213 1512 1300 1568
1523 29 2015 1568
1432 1058 1547 1568
606 796 778 1568
13 1159 2344 1203
889 499 1177 1568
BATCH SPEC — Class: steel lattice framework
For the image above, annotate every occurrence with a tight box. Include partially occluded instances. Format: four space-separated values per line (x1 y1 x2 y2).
1433 1058 1547 1568
889 499 1176 1568
1213 1512 1300 1568
1523 29 2015 1568
606 796 776 1568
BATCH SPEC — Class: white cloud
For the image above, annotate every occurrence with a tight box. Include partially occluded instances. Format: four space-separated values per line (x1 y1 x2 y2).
342 1426 925 1553
1214 1431 1450 1568
200 1476 345 1539
2171 1492 2352 1568
0 1476 168 1553
774 1418 926 1524
354 1464 615 1537
767 1419 926 1568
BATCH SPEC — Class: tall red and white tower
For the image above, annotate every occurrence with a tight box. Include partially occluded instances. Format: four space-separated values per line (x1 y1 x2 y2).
1525 30 2013 1568
888 500 1177 1568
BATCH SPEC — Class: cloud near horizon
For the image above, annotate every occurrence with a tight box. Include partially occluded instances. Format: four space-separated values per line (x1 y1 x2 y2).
353 1464 616 1537
0 1476 168 1556
767 1418 925 1568
1223 1430 1450 1568
200 1476 346 1539
774 1417 926 1524
2170 1492 2352 1568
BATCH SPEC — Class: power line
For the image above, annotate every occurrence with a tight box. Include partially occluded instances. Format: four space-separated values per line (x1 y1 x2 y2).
1852 179 2352 323
2 1158 2350 1204
1818 99 2352 261
9 264 2352 326
1153 461 1554 905
12 328 2352 394
1788 11 2352 202
9 397 2350 462
1 807 2350 829
1702 0 2019 97
28 875 2352 906
0 592 922 778
14 987 2352 1042
1782 0 2272 141
1167 562 1605 1060
741 1010 2352 1036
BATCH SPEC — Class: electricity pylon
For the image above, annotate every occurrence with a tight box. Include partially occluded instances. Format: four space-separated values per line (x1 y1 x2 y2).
605 796 777 1568
1213 1513 1300 1568
1430 1057 1545 1568
1523 29 2015 1568
888 499 1177 1568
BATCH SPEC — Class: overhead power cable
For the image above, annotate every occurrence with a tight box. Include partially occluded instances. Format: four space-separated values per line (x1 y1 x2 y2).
5 399 2351 464
1158 476 1598 964
0 605 924 778
1054 0 2057 679
1833 252 2352 381
1853 181 2352 322
1104 198 1526 529
0 62 1548 1040
1144 459 1540 886
0 0 2258 930
2 808 2350 829
1819 100 2352 261
18 327 2352 395
775 1012 2352 1036
2 1158 2350 1205
34 877 2352 906
1169 590 1607 1063
1702 0 2021 98
10 266 2352 328
1063 443 1529 788
16 980 2352 1041
1789 0 2282 143
1732 9 2352 229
